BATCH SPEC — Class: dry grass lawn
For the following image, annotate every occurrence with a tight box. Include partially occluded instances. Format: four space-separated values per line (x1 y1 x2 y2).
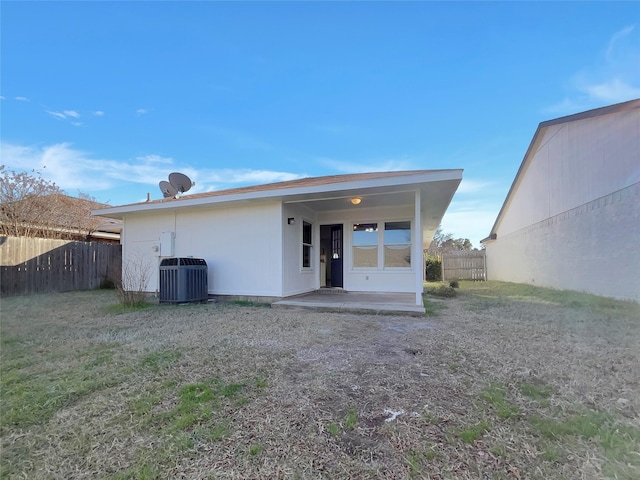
1 281 639 479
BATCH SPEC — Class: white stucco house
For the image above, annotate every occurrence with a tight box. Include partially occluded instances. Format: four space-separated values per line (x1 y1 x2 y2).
94 170 463 308
481 99 640 301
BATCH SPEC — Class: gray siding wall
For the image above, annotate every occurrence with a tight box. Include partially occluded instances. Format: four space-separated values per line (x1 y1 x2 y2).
486 178 639 301
486 105 640 301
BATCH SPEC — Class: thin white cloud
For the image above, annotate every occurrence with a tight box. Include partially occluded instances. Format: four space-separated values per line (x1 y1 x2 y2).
0 96 5 100
94 111 104 116
606 25 635 62
200 169 303 186
579 77 640 103
0 142 180 191
0 141 305 201
46 110 68 120
45 109 87 125
136 154 174 166
15 96 30 101
136 108 148 116
455 179 493 194
546 25 640 114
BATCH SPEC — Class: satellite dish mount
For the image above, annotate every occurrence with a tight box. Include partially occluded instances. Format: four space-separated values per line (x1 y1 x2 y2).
158 172 194 199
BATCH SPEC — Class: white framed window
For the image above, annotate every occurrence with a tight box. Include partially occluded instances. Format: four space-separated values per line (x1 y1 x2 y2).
352 223 378 268
302 220 312 269
351 220 412 270
384 221 411 268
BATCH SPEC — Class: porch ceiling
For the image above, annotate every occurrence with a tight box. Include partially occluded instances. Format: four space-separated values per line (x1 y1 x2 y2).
284 178 461 247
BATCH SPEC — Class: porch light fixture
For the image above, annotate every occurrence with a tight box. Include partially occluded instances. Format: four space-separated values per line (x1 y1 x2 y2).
350 197 362 205
287 217 295 225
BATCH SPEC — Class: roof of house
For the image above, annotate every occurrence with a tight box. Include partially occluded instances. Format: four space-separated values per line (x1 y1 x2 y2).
94 169 463 248
44 194 122 230
94 169 463 217
481 98 640 243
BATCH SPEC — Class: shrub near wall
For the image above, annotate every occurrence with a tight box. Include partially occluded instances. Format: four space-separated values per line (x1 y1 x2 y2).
425 255 442 282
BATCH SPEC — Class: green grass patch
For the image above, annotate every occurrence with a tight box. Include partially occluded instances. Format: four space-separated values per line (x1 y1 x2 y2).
249 444 265 456
425 285 457 298
406 449 423 478
459 421 491 444
194 421 230 442
520 381 553 403
130 391 163 420
0 336 21 347
344 406 358 430
170 381 219 431
422 295 446 316
456 281 640 317
140 349 182 371
490 445 506 457
481 383 519 419
0 343 127 433
76 342 118 367
529 411 640 476
421 412 439 425
146 377 246 434
530 411 611 440
112 375 255 476
424 448 437 460
404 444 438 476
104 301 152 314
542 444 561 462
254 376 268 389
327 423 340 436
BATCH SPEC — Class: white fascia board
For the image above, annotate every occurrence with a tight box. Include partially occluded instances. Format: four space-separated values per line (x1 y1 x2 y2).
93 169 463 219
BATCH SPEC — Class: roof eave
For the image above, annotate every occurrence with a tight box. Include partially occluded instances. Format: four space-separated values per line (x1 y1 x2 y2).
93 169 463 219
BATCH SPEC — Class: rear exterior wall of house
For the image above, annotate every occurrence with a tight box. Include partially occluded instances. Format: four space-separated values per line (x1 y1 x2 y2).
122 202 284 297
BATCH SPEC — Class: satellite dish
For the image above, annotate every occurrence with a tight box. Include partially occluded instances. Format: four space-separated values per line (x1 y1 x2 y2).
159 180 178 198
169 172 194 193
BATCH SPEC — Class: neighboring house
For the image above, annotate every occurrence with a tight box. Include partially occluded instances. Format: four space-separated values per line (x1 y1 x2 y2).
482 99 640 301
94 170 463 307
0 193 122 243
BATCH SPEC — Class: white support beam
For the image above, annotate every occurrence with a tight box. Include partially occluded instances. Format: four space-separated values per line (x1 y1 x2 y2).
414 189 423 306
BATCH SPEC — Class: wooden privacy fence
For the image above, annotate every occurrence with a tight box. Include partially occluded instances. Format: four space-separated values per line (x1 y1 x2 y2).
0 236 121 296
442 250 486 281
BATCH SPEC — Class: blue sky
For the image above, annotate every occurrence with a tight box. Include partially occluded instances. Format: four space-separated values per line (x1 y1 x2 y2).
2 1 639 246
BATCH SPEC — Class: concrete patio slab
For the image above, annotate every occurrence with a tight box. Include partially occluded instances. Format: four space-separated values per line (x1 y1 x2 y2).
272 291 425 316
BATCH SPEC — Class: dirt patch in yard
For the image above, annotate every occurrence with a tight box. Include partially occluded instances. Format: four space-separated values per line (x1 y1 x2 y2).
1 283 639 479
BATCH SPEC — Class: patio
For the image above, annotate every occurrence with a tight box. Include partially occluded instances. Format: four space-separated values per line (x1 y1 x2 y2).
272 290 425 316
